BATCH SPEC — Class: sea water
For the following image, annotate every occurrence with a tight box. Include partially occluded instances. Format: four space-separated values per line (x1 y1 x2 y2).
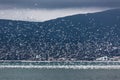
0 61 120 80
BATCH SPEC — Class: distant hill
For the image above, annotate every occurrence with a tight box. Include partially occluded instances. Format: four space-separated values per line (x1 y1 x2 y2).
0 9 120 61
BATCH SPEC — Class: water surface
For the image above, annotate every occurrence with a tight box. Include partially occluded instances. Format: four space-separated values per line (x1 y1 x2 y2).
0 68 120 80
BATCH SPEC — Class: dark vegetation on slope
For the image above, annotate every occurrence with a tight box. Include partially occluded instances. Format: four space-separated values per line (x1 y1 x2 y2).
0 9 120 61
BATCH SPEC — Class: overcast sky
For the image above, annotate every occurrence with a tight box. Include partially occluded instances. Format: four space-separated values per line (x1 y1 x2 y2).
0 0 119 21
0 0 120 9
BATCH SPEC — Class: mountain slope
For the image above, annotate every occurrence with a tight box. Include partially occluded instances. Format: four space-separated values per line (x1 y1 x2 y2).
0 9 120 60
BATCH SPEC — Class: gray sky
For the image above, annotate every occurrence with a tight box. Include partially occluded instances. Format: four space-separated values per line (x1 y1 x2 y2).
0 0 120 9
0 0 119 21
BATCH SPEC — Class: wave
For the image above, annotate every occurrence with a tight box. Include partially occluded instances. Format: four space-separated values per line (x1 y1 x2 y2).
1 65 120 69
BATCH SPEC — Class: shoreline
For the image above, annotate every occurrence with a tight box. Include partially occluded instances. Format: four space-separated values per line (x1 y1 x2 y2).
0 60 120 62
0 65 120 69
